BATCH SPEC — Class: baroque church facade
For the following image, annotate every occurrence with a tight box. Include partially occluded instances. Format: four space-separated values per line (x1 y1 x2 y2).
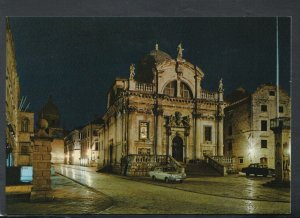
98 43 226 170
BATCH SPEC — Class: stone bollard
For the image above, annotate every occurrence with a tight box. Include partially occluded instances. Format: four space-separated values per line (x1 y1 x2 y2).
30 119 53 202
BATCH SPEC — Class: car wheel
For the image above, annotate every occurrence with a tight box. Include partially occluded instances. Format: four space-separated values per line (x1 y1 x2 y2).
179 180 183 183
152 176 156 181
165 177 169 183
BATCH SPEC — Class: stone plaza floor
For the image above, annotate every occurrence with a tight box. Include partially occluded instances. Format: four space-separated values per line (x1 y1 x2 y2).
5 173 113 215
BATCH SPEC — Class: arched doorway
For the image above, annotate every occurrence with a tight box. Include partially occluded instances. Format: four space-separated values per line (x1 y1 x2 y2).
172 135 183 161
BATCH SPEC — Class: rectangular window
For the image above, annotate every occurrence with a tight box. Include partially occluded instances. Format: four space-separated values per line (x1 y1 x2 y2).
261 140 267 148
20 142 30 155
204 126 212 142
269 91 275 96
95 142 99 151
261 120 267 131
228 142 232 151
261 105 267 112
139 121 149 140
239 158 244 164
279 106 284 113
228 125 232 136
93 130 98 136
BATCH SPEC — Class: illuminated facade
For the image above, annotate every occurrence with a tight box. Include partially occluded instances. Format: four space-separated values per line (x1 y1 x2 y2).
6 18 34 166
224 84 291 170
98 43 225 171
64 119 103 167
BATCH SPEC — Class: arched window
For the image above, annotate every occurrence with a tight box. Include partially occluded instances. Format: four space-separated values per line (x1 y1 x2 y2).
180 82 192 98
21 118 29 132
163 81 177 97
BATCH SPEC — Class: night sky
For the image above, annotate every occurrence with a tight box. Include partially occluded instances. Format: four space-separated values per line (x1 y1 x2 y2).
9 17 291 130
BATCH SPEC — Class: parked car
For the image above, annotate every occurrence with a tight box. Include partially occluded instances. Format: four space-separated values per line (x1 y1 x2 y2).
149 166 186 183
241 163 275 177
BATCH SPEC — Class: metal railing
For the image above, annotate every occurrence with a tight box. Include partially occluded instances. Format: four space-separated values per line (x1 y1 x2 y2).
270 117 291 130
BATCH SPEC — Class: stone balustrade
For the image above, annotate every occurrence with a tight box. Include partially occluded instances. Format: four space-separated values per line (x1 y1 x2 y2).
121 154 184 176
135 82 154 93
199 90 217 100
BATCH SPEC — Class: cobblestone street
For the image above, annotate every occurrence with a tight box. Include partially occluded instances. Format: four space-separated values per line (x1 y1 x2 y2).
55 164 290 214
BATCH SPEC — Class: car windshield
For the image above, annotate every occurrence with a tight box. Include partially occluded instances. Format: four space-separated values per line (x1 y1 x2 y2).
163 167 176 172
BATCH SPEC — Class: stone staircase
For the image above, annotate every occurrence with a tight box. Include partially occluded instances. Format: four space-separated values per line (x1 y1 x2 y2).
185 160 223 177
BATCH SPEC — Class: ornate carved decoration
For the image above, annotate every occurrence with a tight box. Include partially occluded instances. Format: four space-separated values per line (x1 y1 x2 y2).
165 111 191 129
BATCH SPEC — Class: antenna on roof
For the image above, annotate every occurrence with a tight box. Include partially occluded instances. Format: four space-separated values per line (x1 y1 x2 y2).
24 102 30 112
276 17 279 119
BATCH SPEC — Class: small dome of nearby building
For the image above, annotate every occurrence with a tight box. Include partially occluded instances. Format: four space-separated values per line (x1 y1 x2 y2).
135 45 173 83
38 96 60 128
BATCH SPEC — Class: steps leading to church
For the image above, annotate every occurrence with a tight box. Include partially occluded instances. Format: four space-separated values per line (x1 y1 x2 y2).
185 160 223 177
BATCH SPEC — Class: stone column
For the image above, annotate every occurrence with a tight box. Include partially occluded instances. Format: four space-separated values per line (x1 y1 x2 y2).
30 119 53 202
195 118 201 159
274 128 291 183
127 107 136 154
184 128 190 163
217 117 224 156
156 108 163 155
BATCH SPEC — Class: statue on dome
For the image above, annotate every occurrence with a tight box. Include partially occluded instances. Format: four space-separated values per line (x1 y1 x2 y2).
129 64 135 80
177 43 184 59
155 42 159 51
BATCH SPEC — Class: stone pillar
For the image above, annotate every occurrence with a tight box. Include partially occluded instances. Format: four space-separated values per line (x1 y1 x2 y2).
195 118 201 159
30 119 53 202
217 117 224 156
156 108 163 155
274 129 291 183
166 127 171 158
127 107 136 154
176 80 181 98
184 127 190 163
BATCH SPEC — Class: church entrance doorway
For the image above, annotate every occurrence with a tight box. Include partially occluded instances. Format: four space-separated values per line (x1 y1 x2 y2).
109 145 113 165
172 135 183 162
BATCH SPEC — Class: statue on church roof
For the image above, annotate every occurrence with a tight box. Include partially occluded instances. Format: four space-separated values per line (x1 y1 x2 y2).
219 78 224 92
155 42 159 51
177 42 184 59
129 64 135 80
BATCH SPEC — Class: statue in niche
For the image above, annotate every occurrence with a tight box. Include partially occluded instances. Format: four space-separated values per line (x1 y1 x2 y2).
175 112 182 126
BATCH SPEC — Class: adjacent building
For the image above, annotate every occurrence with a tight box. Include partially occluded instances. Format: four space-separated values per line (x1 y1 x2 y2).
6 18 34 167
224 84 291 170
64 118 103 167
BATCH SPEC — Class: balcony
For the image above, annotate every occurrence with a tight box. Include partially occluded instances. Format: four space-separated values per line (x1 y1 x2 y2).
270 117 291 132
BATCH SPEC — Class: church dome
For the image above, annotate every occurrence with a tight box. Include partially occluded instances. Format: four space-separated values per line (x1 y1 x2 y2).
135 45 172 83
38 96 60 128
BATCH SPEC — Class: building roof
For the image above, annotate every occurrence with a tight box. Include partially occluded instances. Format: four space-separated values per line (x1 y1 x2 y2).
225 87 250 104
38 95 60 127
135 47 172 83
